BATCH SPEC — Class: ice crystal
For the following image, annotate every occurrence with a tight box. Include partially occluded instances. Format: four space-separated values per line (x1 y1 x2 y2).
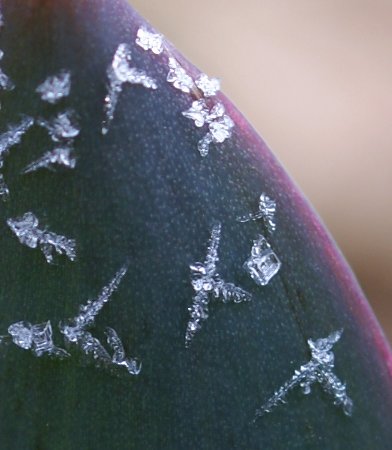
8 320 69 358
0 49 14 91
0 173 9 199
7 212 76 263
237 193 277 233
59 266 128 365
23 146 76 174
136 27 164 55
182 100 234 157
243 235 281 286
37 110 79 143
186 223 251 347
0 116 34 166
36 70 71 104
195 74 220 97
105 327 142 375
102 43 157 134
167 57 194 93
254 330 353 420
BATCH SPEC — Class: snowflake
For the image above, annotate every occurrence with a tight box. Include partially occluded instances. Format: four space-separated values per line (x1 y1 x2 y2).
7 211 76 263
254 329 353 421
8 320 69 358
36 70 71 104
136 27 164 55
185 223 251 347
22 146 76 174
0 49 14 91
195 74 220 97
166 57 194 93
243 235 281 286
182 100 234 157
237 193 277 233
102 43 157 134
105 327 141 375
37 110 80 143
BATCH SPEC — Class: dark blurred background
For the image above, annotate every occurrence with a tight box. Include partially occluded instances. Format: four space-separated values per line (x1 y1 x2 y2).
131 0 392 342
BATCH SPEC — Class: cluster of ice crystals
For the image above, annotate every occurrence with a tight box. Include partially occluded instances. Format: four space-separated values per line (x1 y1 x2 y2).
8 320 69 358
237 193 277 233
23 146 76 174
186 223 251 347
7 212 76 264
136 27 164 55
243 235 281 286
105 327 142 375
195 74 220 97
36 70 71 104
182 100 234 157
0 49 14 91
102 43 157 135
254 330 353 420
167 57 194 93
37 110 79 143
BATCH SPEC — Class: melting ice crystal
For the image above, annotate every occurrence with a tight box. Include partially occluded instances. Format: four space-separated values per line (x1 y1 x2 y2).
136 27 164 55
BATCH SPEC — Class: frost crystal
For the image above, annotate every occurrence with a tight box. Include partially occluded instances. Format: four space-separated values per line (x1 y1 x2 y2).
243 235 281 286
37 110 79 143
102 43 157 135
167 57 194 93
237 193 277 233
0 116 34 198
182 100 234 157
105 327 141 375
186 223 251 347
59 266 128 366
8 320 69 358
136 27 164 55
36 70 71 104
254 330 353 420
0 50 14 91
23 146 76 174
7 212 76 263
0 116 34 166
195 74 220 97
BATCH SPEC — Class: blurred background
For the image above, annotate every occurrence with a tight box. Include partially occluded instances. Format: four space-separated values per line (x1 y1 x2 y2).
131 0 392 342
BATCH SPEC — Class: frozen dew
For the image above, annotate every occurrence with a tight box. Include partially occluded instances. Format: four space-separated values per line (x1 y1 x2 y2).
195 74 220 97
254 329 353 421
8 320 69 358
105 327 142 375
167 57 194 93
136 27 164 55
37 110 79 143
7 212 76 264
237 193 277 233
22 146 76 174
186 223 251 347
243 235 281 286
0 50 14 91
36 70 71 104
59 266 128 366
102 43 157 134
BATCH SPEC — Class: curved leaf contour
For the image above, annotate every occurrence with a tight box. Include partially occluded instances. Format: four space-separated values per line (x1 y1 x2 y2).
0 0 390 449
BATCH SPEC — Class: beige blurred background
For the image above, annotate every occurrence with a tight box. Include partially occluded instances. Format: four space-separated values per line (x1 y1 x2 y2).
131 0 392 342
